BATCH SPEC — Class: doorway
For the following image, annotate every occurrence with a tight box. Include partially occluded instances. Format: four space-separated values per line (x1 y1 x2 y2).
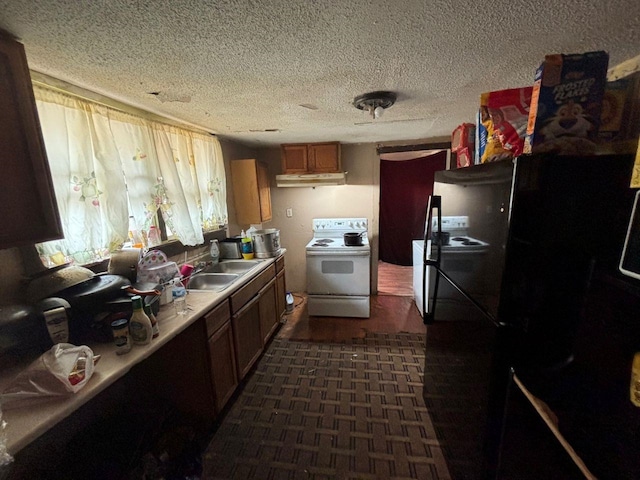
377 144 449 296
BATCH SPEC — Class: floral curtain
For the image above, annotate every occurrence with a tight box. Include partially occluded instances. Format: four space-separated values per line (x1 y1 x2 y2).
33 85 227 265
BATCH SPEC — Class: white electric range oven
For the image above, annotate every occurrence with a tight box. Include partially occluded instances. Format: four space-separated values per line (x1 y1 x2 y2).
306 218 371 318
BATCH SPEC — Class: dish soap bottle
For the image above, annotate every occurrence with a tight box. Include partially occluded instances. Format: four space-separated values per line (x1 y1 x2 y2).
241 230 254 260
210 239 220 263
129 295 153 345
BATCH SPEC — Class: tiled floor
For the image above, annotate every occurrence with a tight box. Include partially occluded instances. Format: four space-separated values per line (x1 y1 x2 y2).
202 333 450 480
201 294 451 479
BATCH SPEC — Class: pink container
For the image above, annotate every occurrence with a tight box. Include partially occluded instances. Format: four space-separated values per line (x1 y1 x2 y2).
179 264 194 287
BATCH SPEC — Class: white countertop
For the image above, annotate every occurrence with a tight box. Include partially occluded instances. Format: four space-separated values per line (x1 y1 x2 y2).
0 255 280 455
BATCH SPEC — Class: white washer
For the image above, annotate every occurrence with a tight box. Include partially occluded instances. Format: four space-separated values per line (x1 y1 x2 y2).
306 218 371 318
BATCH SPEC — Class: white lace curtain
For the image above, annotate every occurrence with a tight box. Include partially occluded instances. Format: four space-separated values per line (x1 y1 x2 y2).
33 85 227 265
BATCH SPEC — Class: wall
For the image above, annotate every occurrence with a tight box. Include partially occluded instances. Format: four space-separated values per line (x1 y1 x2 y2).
253 138 450 294
256 143 381 294
0 136 446 305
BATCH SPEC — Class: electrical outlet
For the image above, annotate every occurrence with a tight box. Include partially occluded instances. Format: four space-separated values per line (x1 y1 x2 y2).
286 208 293 217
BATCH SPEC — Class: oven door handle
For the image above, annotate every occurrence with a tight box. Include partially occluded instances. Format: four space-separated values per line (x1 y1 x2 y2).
306 250 371 257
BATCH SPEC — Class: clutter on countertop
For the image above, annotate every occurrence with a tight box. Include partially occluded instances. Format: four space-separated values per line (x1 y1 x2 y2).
129 295 153 346
137 249 180 286
240 230 254 260
210 239 220 263
0 344 99 408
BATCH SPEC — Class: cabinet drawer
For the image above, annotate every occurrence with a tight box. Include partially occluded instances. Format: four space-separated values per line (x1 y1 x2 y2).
275 255 285 273
204 300 231 338
230 264 276 314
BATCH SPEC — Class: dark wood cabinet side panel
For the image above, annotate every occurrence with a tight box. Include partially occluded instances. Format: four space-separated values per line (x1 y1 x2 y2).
0 35 62 248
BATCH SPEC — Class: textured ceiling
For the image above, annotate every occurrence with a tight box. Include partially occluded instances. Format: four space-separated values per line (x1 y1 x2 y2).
1 0 640 146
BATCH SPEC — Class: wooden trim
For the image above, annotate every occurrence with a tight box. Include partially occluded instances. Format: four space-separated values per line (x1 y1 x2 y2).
376 142 451 155
513 374 597 480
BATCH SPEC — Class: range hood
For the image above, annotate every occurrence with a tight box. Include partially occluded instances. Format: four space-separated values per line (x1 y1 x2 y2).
275 172 347 187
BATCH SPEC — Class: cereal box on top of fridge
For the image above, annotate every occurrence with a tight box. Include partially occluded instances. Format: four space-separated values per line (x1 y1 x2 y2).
523 51 609 155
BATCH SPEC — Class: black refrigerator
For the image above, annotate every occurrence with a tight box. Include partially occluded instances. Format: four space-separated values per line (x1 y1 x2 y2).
421 153 640 479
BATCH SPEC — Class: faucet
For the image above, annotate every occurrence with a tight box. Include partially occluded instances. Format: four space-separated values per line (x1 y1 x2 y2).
194 260 211 274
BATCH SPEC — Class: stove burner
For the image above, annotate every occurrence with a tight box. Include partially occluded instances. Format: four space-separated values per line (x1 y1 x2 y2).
311 243 328 247
315 239 334 244
451 236 467 241
462 240 481 245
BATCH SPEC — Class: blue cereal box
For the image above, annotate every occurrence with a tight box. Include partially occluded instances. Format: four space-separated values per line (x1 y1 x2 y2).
523 51 609 155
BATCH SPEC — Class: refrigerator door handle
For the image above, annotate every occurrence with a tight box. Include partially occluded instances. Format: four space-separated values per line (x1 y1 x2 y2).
423 195 442 324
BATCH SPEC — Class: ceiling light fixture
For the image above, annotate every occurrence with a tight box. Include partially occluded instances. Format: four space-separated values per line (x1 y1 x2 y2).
353 91 397 119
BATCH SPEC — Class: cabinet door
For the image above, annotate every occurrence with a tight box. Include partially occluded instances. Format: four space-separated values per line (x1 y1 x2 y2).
231 158 272 224
256 161 272 222
207 319 238 413
259 277 278 345
281 144 308 173
231 295 263 380
0 34 62 248
309 142 341 173
276 269 286 318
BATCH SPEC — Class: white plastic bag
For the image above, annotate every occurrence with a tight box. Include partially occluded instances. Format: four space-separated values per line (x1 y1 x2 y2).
0 344 96 408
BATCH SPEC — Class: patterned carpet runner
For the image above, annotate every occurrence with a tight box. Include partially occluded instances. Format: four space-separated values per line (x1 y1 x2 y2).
202 333 451 479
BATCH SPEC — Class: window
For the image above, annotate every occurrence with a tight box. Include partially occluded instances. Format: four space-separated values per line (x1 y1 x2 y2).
33 85 227 267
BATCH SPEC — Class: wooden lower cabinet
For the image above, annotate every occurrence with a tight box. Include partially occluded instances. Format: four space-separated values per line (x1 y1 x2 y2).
207 319 238 413
276 269 286 318
203 301 238 414
231 295 263 380
259 278 278 345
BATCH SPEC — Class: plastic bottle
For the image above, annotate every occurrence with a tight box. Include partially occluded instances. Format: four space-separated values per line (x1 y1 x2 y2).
147 225 161 247
210 239 220 263
128 216 145 248
286 292 294 313
172 278 188 315
143 303 160 338
129 295 153 345
241 230 254 260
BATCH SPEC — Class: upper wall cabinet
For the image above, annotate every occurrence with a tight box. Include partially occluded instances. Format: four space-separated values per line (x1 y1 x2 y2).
281 142 341 174
0 32 63 249
231 159 272 225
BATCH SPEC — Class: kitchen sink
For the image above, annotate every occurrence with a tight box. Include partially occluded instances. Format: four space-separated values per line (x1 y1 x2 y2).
187 273 239 291
201 259 262 274
187 260 264 291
